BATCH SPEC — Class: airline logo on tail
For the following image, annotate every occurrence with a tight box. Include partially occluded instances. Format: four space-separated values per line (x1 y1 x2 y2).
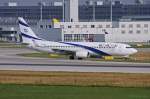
24 29 28 33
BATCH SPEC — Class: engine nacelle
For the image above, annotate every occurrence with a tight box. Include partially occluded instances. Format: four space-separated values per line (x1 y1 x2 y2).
76 51 89 58
32 47 54 53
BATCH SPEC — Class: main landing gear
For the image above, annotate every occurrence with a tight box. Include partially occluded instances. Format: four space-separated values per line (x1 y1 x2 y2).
69 55 83 60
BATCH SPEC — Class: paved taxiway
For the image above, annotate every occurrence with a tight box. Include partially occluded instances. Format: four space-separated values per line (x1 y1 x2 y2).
0 48 150 73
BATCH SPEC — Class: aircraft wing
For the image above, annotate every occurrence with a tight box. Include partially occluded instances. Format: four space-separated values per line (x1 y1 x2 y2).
52 49 75 55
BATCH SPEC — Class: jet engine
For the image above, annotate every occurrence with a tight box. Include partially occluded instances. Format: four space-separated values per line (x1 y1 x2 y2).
76 51 89 58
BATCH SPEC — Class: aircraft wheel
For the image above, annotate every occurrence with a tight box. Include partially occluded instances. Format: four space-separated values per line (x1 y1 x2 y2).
69 55 75 60
77 57 83 60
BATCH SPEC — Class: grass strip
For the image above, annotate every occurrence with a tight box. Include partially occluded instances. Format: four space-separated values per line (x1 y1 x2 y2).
0 84 150 99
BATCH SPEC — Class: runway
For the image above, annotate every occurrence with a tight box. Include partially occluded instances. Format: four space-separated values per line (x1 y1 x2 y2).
0 48 150 73
0 63 150 73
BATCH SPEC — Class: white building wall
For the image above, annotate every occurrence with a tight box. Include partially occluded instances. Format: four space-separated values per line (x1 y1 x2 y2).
54 21 150 42
106 22 150 42
70 0 79 22
54 22 112 34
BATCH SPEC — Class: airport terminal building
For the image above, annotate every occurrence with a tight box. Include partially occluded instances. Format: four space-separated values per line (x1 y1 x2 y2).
0 0 150 42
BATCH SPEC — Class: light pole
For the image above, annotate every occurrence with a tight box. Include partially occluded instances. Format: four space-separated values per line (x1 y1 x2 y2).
110 0 112 23
93 1 95 22
40 0 43 21
63 0 65 22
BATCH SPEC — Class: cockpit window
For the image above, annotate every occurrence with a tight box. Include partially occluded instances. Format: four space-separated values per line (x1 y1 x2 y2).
126 45 133 48
126 47 133 48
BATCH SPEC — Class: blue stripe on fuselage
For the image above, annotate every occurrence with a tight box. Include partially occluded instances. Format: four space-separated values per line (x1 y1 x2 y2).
21 33 110 56
19 20 29 27
21 33 42 40
60 42 110 56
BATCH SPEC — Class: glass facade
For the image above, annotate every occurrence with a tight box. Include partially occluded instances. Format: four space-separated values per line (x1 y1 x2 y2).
64 34 105 42
0 6 63 20
79 4 150 21
0 4 150 21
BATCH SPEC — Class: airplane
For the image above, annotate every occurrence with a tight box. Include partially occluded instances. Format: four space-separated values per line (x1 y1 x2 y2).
18 17 137 59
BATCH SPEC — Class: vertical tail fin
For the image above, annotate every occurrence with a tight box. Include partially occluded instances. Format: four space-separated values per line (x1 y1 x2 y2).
18 17 41 44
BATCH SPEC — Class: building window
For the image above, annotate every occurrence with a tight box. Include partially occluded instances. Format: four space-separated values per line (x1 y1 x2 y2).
74 34 81 41
89 34 94 42
98 25 103 28
49 25 51 28
129 24 133 28
68 26 72 28
75 25 80 28
60 25 64 28
129 30 133 34
121 24 125 28
136 30 141 34
106 25 110 28
82 34 89 41
136 24 141 28
83 25 87 28
40 25 43 28
121 30 125 34
64 34 72 41
144 24 148 28
91 25 95 28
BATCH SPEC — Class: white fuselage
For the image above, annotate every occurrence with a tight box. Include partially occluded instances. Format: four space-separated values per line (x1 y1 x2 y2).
18 17 137 58
30 39 137 57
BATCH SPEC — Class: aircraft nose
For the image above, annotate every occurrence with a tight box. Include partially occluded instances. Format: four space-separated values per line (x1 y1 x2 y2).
132 48 138 54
